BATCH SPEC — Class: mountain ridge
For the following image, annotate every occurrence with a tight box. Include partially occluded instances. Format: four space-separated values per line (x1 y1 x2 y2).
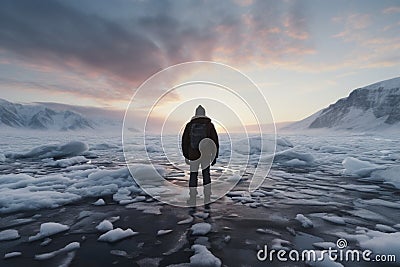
284 77 400 132
0 98 95 131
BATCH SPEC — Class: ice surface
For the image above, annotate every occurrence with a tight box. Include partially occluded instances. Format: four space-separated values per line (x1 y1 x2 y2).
29 222 70 241
0 229 20 241
295 214 313 228
96 220 113 232
98 228 138 242
35 241 80 260
190 244 221 267
4 251 22 259
6 141 89 159
191 223 212 235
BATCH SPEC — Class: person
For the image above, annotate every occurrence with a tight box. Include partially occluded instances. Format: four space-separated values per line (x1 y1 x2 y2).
182 105 219 206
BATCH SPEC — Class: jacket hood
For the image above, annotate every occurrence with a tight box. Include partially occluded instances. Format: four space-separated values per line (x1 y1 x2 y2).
190 116 211 123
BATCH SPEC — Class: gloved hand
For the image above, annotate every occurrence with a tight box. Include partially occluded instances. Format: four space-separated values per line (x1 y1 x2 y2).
211 158 216 166
185 158 190 165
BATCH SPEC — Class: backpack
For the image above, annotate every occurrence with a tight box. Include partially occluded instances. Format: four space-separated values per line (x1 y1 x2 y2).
190 122 207 149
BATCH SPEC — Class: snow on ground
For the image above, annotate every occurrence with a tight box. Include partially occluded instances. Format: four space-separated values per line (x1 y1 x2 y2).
0 229 20 241
29 222 70 241
98 228 138 243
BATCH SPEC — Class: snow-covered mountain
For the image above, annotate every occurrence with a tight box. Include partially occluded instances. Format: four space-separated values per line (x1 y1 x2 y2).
285 77 400 132
0 98 94 130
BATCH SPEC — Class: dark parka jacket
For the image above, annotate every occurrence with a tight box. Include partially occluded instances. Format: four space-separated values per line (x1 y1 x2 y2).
182 117 219 161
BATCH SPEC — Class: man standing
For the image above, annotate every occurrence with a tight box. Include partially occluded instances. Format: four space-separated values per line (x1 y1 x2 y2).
182 105 219 205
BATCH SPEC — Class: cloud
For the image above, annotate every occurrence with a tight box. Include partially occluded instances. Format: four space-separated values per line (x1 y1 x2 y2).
0 0 313 103
382 6 400 14
332 13 371 39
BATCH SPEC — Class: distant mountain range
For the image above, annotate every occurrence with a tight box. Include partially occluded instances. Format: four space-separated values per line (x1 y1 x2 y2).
285 77 400 132
0 98 96 130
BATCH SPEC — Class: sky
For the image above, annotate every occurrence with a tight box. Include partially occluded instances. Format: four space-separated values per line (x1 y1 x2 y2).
0 0 399 126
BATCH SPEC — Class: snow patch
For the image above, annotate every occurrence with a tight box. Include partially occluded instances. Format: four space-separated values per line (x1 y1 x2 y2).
0 229 20 241
190 244 221 267
29 222 70 241
98 228 138 243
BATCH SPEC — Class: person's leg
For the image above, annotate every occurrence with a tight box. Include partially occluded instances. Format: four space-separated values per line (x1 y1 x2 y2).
201 166 211 186
189 160 200 187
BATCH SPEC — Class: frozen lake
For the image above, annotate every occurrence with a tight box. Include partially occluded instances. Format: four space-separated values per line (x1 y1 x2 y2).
0 130 399 266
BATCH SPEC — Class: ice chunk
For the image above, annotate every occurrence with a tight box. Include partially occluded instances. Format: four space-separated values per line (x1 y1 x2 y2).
322 215 346 225
96 220 113 232
98 228 138 243
274 148 315 165
295 214 313 228
283 158 308 166
191 223 212 235
359 231 400 261
29 222 70 241
190 244 221 267
6 141 89 159
93 198 106 206
40 238 52 246
4 251 22 259
35 242 80 260
110 250 128 257
370 166 400 189
45 156 89 167
342 157 382 177
271 238 291 251
177 217 194 225
0 229 20 241
130 164 166 179
375 224 397 233
157 229 173 236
